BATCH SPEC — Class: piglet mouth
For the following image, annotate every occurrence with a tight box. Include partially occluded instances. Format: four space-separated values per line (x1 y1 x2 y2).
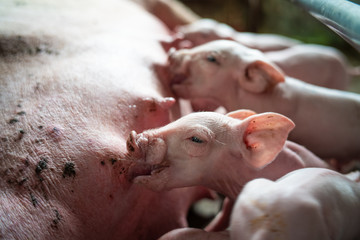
126 130 169 181
128 162 169 181
171 73 188 85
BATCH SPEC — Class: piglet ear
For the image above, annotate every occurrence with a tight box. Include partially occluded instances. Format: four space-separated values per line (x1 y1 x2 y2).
226 109 256 120
240 112 295 169
240 60 285 93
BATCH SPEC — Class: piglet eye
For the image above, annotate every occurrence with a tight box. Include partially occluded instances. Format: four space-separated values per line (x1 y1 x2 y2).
191 136 204 143
206 55 217 63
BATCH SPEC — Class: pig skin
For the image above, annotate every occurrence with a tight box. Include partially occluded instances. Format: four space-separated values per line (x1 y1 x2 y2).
0 0 206 239
167 40 360 160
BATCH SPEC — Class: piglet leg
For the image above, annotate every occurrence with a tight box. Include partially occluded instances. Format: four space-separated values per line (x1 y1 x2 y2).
205 198 234 232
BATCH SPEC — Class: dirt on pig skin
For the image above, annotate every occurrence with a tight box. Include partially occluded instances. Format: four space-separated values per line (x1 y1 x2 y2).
0 0 204 239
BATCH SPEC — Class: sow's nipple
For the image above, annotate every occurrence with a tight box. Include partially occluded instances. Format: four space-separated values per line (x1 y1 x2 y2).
128 96 176 132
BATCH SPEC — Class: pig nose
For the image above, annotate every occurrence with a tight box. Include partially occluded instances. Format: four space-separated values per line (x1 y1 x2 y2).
168 49 190 66
127 130 140 154
168 47 177 57
168 50 191 81
168 49 180 66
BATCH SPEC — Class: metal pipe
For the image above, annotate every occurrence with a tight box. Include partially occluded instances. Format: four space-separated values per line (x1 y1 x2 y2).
289 0 360 52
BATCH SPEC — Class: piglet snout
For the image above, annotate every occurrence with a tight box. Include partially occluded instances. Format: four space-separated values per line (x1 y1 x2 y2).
168 50 191 85
127 130 144 157
127 131 156 160
126 130 167 166
169 52 190 85
168 49 188 67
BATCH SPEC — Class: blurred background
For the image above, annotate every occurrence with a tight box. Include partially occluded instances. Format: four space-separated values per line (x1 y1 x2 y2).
178 0 360 93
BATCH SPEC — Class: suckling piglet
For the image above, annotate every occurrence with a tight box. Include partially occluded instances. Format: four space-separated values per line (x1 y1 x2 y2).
127 110 329 199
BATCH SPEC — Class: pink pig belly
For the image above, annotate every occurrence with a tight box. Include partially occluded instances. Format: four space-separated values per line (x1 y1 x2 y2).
0 1 198 239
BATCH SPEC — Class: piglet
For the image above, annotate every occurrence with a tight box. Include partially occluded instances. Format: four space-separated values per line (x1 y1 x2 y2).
126 110 329 200
158 168 360 240
230 168 360 240
168 40 360 160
